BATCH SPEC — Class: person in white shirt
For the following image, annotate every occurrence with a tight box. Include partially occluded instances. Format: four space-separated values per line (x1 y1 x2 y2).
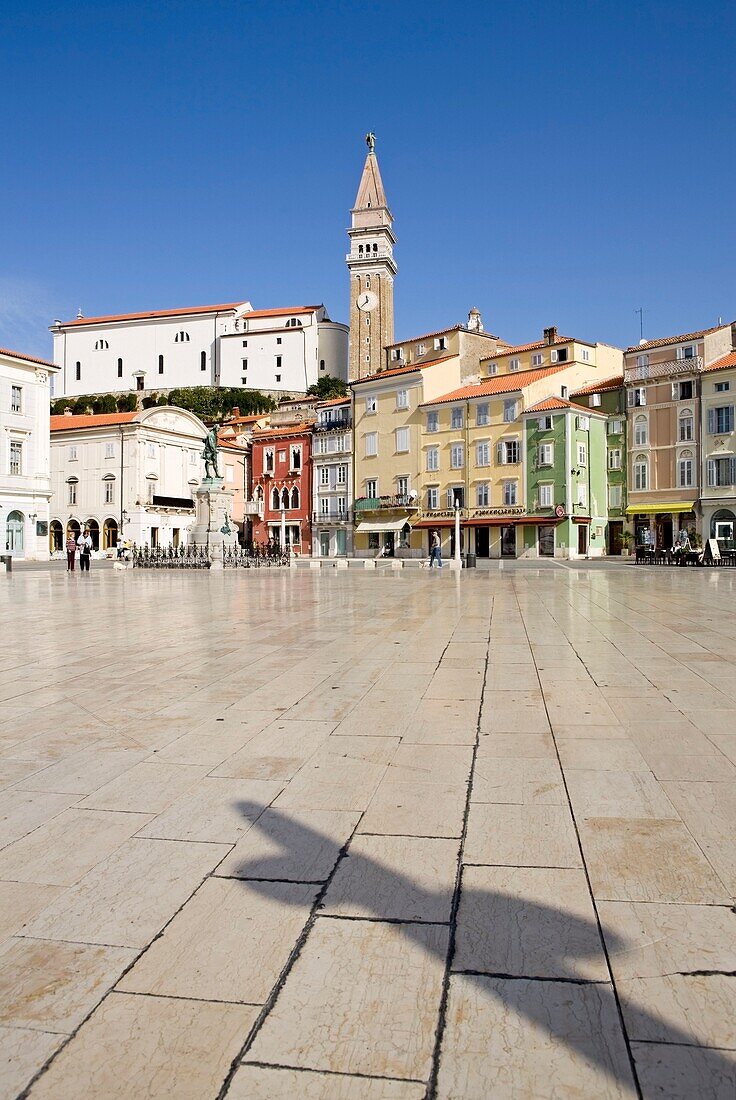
77 529 93 572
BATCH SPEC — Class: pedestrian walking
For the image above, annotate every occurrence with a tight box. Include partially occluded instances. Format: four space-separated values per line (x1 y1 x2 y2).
66 534 77 572
77 528 93 572
429 530 443 569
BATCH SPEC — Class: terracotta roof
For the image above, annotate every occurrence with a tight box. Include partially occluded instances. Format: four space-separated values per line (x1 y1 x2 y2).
252 421 313 439
387 326 504 348
525 396 607 416
703 351 736 374
223 413 264 424
56 303 323 329
316 396 350 408
422 365 568 406
483 337 574 359
625 323 732 354
351 354 457 387
570 374 624 396
0 346 58 369
50 411 139 431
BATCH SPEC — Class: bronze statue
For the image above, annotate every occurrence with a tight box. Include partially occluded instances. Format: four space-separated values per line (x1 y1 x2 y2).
202 424 221 479
366 131 376 153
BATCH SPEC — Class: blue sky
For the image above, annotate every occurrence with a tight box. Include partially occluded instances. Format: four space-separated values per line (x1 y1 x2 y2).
1 0 734 358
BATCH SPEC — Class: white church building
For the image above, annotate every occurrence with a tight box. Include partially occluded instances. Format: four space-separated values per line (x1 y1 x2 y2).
51 301 348 399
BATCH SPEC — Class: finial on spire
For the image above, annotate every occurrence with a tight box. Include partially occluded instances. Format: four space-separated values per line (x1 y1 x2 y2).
365 131 376 154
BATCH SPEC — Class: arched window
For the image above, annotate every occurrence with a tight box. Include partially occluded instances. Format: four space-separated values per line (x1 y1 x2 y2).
678 449 694 488
271 487 280 510
291 487 300 510
49 519 63 553
319 359 325 372
158 355 164 374
634 455 648 490
103 518 119 549
200 351 207 372
254 485 263 503
103 474 115 504
94 339 109 350
679 408 694 442
174 331 190 342
117 358 123 378
281 488 290 510
66 476 79 506
5 511 24 555
634 415 648 446
286 318 303 328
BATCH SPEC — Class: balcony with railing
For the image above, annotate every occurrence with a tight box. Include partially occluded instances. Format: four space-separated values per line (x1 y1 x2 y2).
354 494 419 512
314 415 352 432
624 356 703 384
312 510 352 524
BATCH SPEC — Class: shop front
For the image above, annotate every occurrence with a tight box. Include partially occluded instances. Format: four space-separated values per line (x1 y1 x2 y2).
354 515 416 558
626 503 696 549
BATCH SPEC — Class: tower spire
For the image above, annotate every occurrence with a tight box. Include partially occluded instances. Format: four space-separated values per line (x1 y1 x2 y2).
353 134 389 212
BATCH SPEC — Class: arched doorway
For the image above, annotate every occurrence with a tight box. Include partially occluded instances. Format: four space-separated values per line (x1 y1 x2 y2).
5 511 24 556
49 520 63 553
67 519 81 542
711 509 735 547
85 519 100 551
103 518 119 549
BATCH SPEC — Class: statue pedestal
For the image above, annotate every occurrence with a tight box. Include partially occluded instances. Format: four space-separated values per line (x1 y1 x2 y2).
189 480 237 565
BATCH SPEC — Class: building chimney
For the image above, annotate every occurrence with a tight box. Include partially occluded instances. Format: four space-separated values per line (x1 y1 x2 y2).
230 407 240 420
731 321 736 349
63 407 73 416
543 326 558 345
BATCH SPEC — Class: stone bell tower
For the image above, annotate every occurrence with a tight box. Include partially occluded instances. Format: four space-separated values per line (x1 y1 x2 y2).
346 133 396 381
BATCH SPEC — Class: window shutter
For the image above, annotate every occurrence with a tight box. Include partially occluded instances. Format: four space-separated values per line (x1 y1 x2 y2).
671 382 678 400
707 459 716 487
728 406 735 432
730 457 736 486
627 390 634 407
497 442 504 465
707 408 716 434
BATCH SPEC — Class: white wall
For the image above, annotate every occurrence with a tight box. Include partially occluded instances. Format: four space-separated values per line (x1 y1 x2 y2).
1 353 58 559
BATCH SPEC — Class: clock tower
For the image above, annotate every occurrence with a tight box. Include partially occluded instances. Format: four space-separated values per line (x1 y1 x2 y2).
347 134 396 381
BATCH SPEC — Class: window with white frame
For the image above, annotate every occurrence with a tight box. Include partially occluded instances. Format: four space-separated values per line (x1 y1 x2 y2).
426 411 439 433
676 344 696 360
531 353 543 366
637 353 649 368
591 393 601 407
365 395 377 414
396 389 409 409
678 453 694 487
450 407 463 429
416 344 426 356
337 464 347 484
502 480 518 505
395 427 410 452
634 415 648 446
365 432 378 457
715 381 730 393
174 331 190 342
538 442 553 466
577 415 590 431
67 479 77 505
498 439 520 464
538 415 552 430
609 419 622 434
634 455 648 490
582 348 590 362
104 477 115 504
69 445 77 461
577 443 587 466
264 448 274 472
147 442 156 458
672 379 694 401
426 446 439 471
708 406 735 434
475 441 490 466
427 486 439 509
476 403 489 426
397 476 409 496
9 441 22 475
487 362 498 376
319 466 329 486
290 445 302 471
391 348 404 361
450 443 464 469
365 478 378 498
190 450 197 465
609 448 622 470
11 385 22 413
628 387 647 407
509 358 520 371
434 336 448 351
707 456 736 486
105 442 115 458
608 484 622 508
538 483 553 508
577 483 587 507
337 496 346 515
503 399 517 423
679 410 694 441
447 486 464 507
320 497 329 515
476 482 490 506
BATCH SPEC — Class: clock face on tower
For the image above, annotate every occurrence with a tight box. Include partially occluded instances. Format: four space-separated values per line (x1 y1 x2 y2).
356 290 378 312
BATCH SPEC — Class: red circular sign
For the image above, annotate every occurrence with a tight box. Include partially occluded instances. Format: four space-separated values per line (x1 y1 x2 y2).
555 505 565 518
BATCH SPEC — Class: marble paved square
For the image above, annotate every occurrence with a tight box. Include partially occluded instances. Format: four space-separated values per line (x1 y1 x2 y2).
1 562 735 1098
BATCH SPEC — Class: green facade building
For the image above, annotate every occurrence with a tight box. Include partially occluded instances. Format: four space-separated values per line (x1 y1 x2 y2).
522 397 609 558
570 375 627 552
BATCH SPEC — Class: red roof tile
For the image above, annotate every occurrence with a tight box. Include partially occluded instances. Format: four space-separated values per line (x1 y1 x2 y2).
625 323 732 354
422 365 568 406
525 396 607 415
350 354 457 386
570 375 624 396
484 337 575 358
50 412 139 431
702 351 736 373
316 396 350 408
386 325 504 348
0 346 58 369
252 421 313 439
56 303 323 329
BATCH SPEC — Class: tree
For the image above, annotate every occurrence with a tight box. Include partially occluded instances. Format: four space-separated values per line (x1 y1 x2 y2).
93 394 118 414
306 376 348 400
116 393 138 412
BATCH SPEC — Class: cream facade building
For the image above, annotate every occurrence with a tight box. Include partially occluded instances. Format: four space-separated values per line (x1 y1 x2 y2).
49 407 209 553
312 398 353 557
1 347 59 560
51 302 348 399
700 348 736 544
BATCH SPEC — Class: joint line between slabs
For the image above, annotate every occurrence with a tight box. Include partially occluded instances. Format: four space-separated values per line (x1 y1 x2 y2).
241 1058 427 1085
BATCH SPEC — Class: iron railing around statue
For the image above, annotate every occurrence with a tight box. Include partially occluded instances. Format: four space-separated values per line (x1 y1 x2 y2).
222 543 291 568
132 544 212 569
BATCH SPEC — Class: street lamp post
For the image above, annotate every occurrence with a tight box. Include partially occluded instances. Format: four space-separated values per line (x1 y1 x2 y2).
280 506 286 550
454 500 461 565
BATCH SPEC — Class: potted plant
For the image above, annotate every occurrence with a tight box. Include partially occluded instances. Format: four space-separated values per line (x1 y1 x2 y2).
620 530 633 557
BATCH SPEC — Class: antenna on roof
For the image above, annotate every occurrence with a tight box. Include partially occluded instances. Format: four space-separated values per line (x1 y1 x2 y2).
635 307 644 343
